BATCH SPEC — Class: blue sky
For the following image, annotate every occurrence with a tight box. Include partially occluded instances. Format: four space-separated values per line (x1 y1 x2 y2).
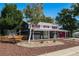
0 3 71 18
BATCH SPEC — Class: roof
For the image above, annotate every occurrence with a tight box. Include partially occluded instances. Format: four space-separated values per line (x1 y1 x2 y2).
38 22 58 26
73 32 79 35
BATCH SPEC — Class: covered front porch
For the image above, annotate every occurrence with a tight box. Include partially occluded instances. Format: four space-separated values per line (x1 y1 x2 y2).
30 29 69 41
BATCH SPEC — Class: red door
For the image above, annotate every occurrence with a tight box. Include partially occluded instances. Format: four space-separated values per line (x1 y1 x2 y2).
59 32 65 38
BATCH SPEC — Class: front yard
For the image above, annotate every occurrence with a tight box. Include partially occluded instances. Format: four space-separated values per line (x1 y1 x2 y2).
0 39 78 56
17 40 64 48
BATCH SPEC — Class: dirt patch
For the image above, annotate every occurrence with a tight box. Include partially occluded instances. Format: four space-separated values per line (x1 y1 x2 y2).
17 41 64 48
0 39 78 55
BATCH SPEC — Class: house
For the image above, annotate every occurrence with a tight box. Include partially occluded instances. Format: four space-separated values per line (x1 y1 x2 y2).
28 22 69 41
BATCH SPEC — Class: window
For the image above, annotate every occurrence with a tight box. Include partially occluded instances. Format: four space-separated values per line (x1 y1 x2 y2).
52 26 57 29
43 25 49 28
32 24 40 28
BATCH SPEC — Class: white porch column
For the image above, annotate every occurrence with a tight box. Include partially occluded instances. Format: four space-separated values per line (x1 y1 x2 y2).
33 30 34 40
41 31 43 39
54 31 57 39
48 31 50 39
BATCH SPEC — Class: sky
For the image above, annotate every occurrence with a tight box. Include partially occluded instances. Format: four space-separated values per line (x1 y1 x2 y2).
0 3 71 18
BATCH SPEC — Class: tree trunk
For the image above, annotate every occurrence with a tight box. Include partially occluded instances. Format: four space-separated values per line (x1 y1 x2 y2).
28 25 32 43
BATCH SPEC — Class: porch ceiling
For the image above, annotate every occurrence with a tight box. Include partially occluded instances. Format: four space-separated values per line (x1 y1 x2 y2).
32 28 68 32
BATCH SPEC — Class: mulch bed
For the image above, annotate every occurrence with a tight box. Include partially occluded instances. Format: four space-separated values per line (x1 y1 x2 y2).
0 39 79 56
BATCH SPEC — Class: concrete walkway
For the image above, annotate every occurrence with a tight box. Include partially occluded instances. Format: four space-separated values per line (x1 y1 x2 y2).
39 46 79 56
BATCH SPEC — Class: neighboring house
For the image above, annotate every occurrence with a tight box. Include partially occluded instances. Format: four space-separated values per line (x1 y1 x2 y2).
73 29 79 38
73 32 79 38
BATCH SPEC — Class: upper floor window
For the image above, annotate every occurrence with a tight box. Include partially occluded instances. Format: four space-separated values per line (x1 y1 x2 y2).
43 25 49 28
52 26 57 29
32 24 40 28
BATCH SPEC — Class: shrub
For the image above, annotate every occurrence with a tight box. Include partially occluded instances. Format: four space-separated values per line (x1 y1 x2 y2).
40 41 44 43
53 39 56 42
72 39 75 40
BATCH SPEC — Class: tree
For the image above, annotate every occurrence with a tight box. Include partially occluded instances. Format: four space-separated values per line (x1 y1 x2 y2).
71 3 79 17
40 15 53 23
0 4 23 35
1 4 23 30
24 3 44 24
24 3 54 43
71 3 79 30
56 8 77 37
24 3 54 24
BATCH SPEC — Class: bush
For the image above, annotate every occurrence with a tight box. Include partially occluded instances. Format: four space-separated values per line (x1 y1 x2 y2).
72 39 75 40
53 39 56 42
40 41 44 43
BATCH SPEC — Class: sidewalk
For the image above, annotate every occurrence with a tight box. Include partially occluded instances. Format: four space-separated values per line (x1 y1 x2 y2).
39 46 79 56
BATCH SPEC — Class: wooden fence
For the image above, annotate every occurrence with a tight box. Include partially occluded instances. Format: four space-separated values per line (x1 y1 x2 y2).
0 35 27 43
